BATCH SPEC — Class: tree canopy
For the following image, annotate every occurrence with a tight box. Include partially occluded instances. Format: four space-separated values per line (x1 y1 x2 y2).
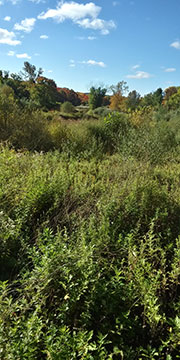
89 86 107 109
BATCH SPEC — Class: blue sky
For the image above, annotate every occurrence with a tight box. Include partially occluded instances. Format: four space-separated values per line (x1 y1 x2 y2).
0 0 180 94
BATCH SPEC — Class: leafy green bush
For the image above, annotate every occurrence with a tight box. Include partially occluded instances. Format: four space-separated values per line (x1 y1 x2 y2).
121 121 177 164
61 101 75 114
87 112 132 154
93 106 112 118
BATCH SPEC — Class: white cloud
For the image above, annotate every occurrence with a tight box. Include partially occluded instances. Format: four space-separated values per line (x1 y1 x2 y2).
4 16 11 21
0 1 3 5
80 59 106 67
0 28 21 45
7 50 15 56
127 71 152 79
132 64 140 70
38 2 100 21
170 41 180 50
164 68 176 73
38 1 116 35
47 70 53 73
69 59 75 67
88 36 96 40
40 34 49 39
16 53 31 59
69 58 106 67
76 18 115 35
14 18 36 33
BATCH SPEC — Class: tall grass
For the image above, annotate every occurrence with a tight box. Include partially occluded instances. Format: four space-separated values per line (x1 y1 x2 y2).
0 105 180 358
0 145 180 358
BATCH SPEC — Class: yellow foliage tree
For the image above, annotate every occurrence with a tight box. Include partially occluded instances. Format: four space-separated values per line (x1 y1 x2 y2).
109 81 128 111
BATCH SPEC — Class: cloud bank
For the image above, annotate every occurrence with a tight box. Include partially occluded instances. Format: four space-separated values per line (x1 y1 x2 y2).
38 1 116 35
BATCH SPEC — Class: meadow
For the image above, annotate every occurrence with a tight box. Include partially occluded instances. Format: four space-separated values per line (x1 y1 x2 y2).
0 70 180 359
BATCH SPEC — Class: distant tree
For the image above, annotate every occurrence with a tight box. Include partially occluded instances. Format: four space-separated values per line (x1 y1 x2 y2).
11 73 23 81
164 86 178 102
141 88 163 107
30 76 61 110
77 92 89 105
0 70 9 84
89 86 107 109
141 93 153 107
165 88 180 110
109 81 129 111
102 95 111 106
37 77 57 88
154 88 163 105
0 85 17 136
58 87 81 106
126 90 141 110
3 71 9 80
6 78 30 103
22 62 43 83
110 81 129 97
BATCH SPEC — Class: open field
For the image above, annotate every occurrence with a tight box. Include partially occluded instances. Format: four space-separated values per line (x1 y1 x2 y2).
0 106 180 359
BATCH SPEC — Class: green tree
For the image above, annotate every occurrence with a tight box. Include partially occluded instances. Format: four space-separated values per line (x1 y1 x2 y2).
30 76 61 110
141 88 163 107
6 78 30 103
22 62 43 83
126 90 141 110
154 88 163 105
165 88 180 110
110 81 129 97
89 86 107 109
164 86 178 102
0 85 18 139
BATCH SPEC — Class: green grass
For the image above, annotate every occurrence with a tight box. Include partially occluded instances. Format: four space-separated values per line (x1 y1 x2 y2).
0 107 180 358
0 144 180 358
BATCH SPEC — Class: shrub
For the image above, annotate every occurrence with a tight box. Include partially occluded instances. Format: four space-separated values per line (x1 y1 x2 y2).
61 101 75 114
93 106 112 118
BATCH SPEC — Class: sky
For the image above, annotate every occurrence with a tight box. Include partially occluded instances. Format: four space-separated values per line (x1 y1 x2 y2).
0 0 180 95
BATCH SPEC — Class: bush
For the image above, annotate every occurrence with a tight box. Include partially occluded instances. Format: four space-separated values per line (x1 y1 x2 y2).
87 112 132 154
93 106 112 118
121 121 177 164
61 101 75 114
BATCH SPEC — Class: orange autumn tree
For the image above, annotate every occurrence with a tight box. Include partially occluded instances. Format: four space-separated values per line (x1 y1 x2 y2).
109 81 129 111
77 92 89 105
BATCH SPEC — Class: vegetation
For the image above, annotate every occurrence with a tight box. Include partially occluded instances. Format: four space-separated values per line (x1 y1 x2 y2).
89 86 107 109
60 101 75 114
0 63 180 359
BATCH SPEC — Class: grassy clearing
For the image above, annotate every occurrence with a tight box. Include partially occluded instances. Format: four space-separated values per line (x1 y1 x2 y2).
0 108 180 359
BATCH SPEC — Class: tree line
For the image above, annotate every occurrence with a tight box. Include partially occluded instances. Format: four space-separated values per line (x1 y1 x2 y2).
1 62 180 113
